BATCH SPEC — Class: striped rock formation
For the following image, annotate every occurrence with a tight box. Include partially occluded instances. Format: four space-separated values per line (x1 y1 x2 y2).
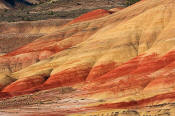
0 8 121 75
1 0 175 116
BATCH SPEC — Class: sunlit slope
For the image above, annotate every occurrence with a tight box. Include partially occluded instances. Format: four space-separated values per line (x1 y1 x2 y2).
1 0 175 115
0 8 122 75
4 0 174 90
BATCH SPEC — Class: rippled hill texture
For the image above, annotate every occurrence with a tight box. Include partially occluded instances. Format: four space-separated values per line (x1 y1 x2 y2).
1 0 175 115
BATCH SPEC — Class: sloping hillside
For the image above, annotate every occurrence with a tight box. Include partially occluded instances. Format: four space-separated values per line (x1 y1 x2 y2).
0 0 125 22
0 0 9 9
0 19 71 55
1 0 175 116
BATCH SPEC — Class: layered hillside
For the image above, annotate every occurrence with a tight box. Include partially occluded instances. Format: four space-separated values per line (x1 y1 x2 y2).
0 19 71 55
1 0 175 116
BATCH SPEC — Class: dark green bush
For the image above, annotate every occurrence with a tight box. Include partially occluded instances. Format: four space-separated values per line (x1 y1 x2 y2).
126 0 140 6
22 17 32 21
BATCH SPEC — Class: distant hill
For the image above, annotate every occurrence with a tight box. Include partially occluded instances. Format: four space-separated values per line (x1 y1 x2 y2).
0 0 10 9
0 0 36 9
0 0 126 22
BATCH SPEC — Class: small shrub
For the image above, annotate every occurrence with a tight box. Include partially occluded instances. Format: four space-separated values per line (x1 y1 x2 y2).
4 9 8 12
59 87 76 94
22 17 32 21
48 11 54 15
126 0 140 6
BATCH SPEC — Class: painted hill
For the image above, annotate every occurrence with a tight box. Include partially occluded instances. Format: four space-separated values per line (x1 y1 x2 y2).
0 19 71 55
1 0 175 116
